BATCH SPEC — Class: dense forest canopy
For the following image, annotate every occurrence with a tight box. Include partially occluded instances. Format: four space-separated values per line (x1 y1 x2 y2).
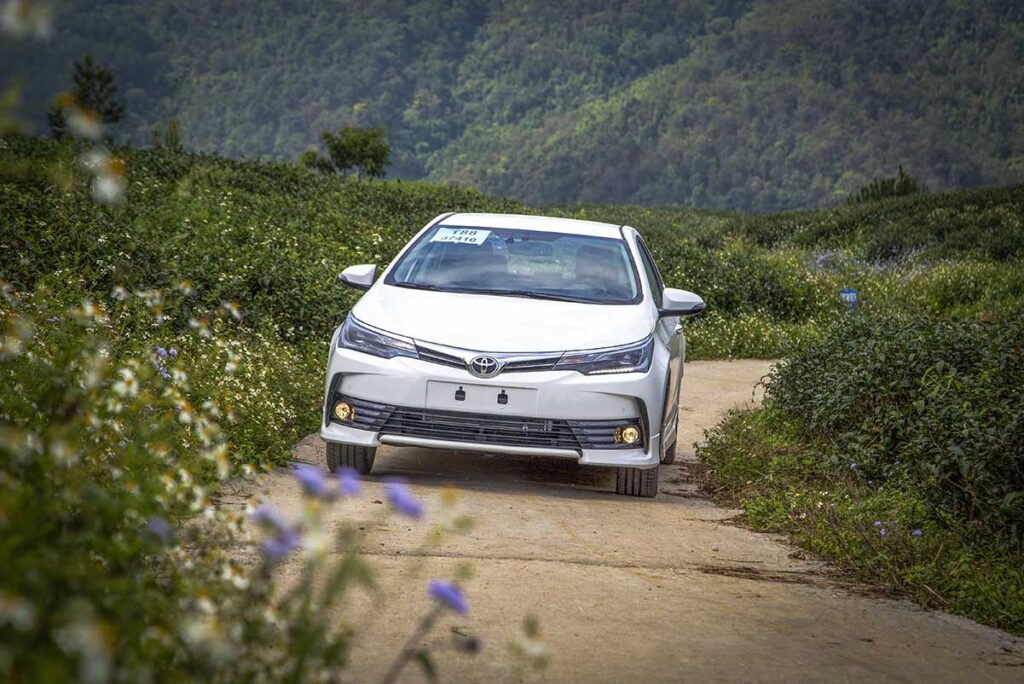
3 0 1023 210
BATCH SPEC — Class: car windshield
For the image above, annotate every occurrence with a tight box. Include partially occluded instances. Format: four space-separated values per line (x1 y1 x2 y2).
385 225 641 304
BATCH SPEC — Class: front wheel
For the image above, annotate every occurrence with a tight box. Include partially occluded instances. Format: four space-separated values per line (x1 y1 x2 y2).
326 442 375 475
615 465 659 497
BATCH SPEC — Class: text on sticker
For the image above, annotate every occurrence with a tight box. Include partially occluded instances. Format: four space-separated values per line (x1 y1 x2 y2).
430 228 491 245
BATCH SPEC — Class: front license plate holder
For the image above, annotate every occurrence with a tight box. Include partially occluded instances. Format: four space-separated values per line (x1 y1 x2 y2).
425 381 538 414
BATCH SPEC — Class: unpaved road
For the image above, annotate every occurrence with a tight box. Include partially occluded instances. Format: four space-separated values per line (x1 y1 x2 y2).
239 360 1024 682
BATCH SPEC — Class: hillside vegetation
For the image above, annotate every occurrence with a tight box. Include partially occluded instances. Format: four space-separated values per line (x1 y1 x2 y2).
4 0 1023 210
4 137 1023 366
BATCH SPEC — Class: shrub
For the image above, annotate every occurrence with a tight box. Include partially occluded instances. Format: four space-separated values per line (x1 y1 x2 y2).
763 313 1024 544
698 409 1024 635
0 288 500 681
847 166 925 204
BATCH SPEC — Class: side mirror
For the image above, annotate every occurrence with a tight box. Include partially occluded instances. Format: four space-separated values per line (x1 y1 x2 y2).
659 288 705 317
338 264 377 291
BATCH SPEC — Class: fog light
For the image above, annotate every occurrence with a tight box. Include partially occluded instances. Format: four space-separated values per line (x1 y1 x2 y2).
621 426 640 445
333 401 353 421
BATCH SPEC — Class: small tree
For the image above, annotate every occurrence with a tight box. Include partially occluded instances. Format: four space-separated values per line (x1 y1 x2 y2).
847 166 925 204
47 54 126 139
302 126 391 178
151 118 184 152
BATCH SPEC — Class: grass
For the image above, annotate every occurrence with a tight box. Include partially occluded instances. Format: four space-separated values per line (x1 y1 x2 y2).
699 391 1024 635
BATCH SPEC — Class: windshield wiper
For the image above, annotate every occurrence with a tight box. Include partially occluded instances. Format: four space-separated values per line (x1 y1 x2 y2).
391 282 449 292
486 289 600 304
394 282 602 304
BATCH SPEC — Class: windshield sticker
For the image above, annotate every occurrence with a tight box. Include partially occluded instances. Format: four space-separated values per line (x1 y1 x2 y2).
430 227 491 245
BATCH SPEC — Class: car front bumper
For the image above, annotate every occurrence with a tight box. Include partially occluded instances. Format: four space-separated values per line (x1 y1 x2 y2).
320 343 668 469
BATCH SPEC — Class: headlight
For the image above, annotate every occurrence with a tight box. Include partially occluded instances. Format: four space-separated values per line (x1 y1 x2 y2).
338 316 418 359
554 335 654 375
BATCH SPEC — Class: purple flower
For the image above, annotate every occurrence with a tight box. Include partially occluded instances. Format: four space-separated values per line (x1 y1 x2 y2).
879 528 887 537
156 347 168 358
338 466 361 497
169 348 178 357
146 516 173 543
428 580 468 615
850 463 857 469
385 480 424 519
294 463 331 498
251 503 289 533
912 529 923 536
867 480 873 486
250 503 300 562
261 528 300 562
47 316 61 323
873 521 882 527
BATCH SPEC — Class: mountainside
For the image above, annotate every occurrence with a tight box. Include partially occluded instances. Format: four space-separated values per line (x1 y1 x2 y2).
4 0 1023 210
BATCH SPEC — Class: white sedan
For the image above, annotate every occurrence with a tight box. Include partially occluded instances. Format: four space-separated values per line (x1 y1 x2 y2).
321 213 704 497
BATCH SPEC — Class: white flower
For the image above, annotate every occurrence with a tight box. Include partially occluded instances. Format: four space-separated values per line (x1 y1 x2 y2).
78 147 109 173
92 174 125 205
66 107 103 141
111 368 138 397
1 0 52 39
0 592 36 631
221 301 242 321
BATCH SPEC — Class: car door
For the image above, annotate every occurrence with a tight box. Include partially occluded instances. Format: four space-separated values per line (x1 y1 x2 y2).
636 236 682 451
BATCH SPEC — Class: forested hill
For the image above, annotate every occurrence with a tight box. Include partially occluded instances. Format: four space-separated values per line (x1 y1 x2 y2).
4 0 1023 211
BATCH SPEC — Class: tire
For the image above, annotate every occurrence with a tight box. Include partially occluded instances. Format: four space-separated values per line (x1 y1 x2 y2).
326 441 375 475
615 465 659 497
661 435 677 465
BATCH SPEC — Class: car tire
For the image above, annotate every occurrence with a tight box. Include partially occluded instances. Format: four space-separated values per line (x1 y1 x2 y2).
326 441 375 475
615 465 659 497
661 436 677 465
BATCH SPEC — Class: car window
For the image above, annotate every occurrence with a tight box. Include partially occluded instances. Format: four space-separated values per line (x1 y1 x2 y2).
386 225 642 304
635 237 664 297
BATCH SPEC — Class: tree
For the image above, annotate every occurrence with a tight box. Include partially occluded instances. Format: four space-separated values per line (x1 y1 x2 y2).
47 54 126 139
302 126 391 178
151 118 184 152
847 166 926 204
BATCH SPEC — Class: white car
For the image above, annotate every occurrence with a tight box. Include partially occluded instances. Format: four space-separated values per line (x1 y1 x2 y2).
321 213 705 497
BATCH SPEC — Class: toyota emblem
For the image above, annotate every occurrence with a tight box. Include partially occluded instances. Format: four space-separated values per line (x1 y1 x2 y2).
468 355 502 378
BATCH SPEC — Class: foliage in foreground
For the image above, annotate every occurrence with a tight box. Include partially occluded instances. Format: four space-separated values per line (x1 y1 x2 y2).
0 289 543 681
698 314 1024 635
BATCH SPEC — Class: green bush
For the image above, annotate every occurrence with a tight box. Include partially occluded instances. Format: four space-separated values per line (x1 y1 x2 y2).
699 410 1024 635
0 289 355 680
763 314 1024 543
0 288 503 681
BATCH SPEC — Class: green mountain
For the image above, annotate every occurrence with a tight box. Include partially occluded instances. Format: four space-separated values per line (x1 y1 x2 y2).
4 0 1023 210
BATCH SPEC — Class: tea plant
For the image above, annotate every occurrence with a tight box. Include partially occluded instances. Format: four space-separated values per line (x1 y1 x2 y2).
699 314 1024 634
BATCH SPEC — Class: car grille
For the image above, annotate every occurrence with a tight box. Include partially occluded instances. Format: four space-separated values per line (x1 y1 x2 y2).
328 395 640 451
382 406 581 449
414 341 563 374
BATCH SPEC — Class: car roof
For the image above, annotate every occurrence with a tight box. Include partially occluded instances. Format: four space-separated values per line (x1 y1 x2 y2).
438 212 627 239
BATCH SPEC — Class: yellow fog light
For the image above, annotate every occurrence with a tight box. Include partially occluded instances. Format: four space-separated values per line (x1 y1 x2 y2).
333 401 353 421
620 426 640 445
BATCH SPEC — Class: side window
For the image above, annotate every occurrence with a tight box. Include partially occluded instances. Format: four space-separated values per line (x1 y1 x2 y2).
636 237 664 298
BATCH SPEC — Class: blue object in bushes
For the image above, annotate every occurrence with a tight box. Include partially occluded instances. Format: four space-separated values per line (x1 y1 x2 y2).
839 288 859 310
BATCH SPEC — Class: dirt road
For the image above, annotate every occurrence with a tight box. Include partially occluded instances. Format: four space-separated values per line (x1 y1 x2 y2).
245 360 1023 682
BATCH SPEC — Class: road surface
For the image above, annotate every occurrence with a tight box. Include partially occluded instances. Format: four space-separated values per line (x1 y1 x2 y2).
235 360 1023 682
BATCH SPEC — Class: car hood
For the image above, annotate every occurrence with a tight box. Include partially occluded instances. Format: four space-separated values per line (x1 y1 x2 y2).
352 283 656 352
